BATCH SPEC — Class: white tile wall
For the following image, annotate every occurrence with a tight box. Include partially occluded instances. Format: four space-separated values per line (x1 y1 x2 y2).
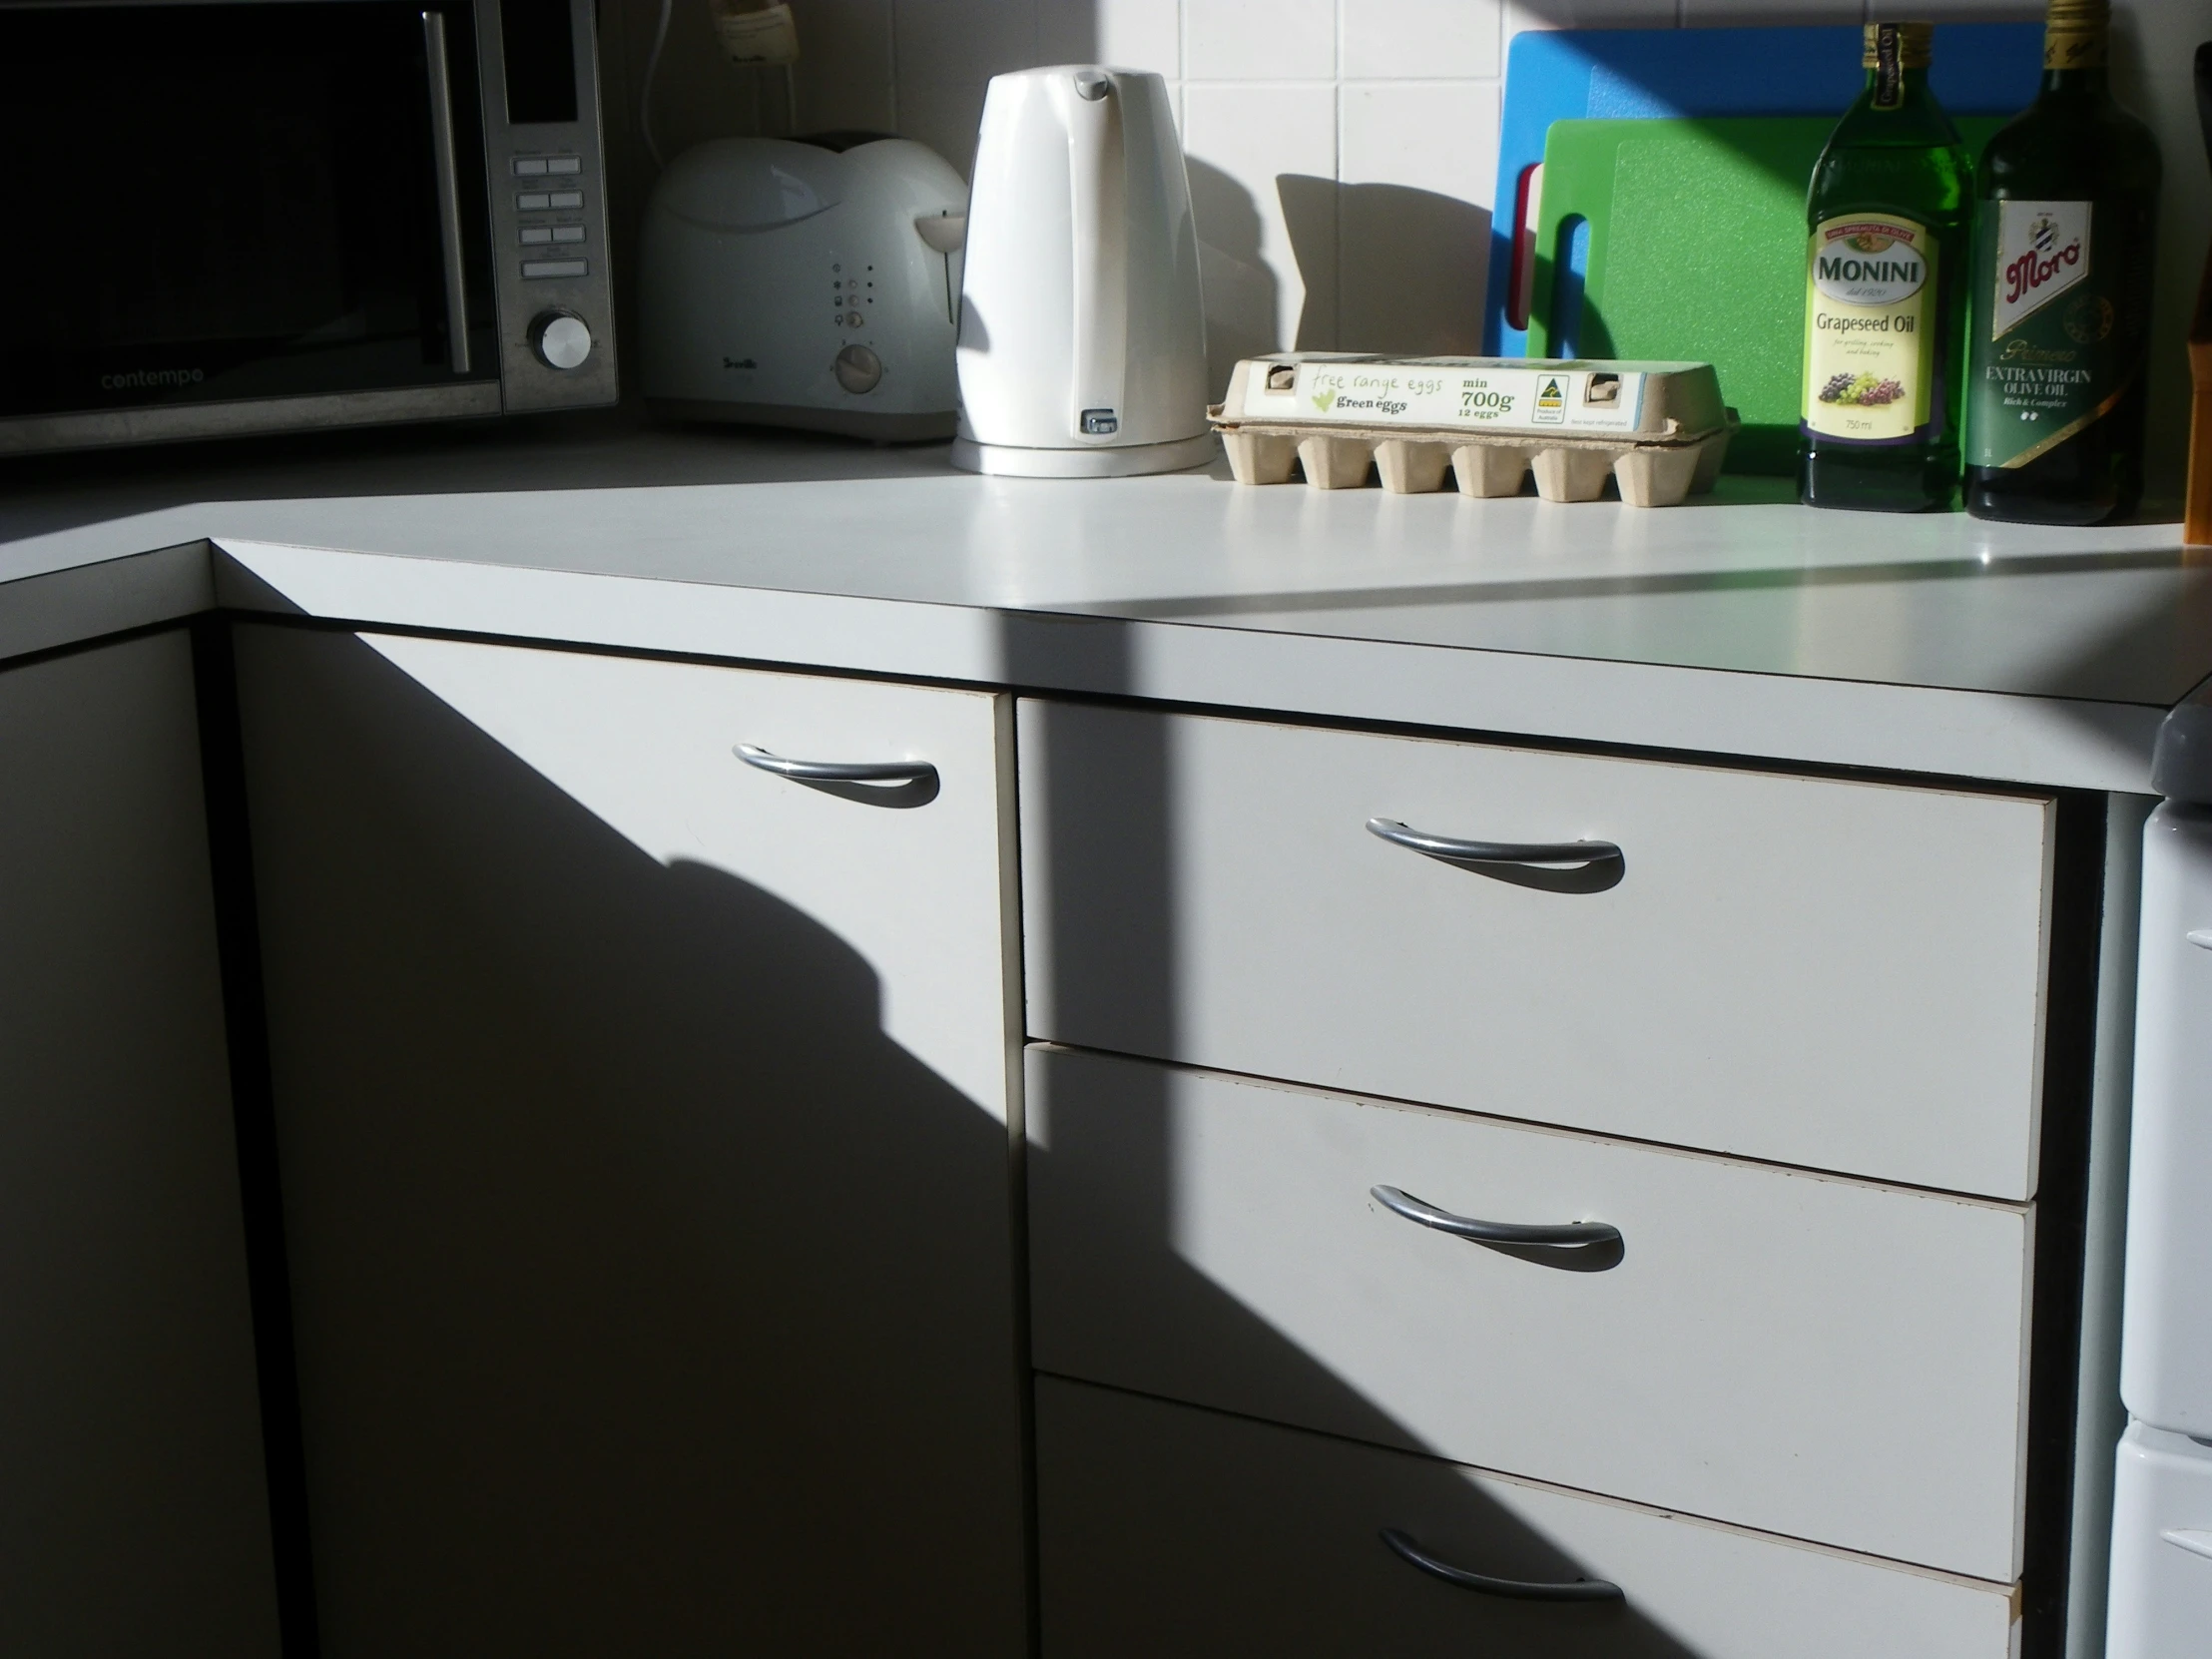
608 0 2204 497
1042 0 1180 70
1186 0 1337 80
1502 0 1678 35
1676 0 1857 20
1342 0 1502 80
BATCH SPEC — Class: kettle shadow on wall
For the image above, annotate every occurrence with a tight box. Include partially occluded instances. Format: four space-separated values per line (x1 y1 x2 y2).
1280 175 1493 359
1337 183 1492 356
1187 157 1281 395
1192 168 1492 390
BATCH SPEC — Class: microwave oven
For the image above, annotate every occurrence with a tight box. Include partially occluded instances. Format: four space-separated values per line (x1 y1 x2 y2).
0 0 617 455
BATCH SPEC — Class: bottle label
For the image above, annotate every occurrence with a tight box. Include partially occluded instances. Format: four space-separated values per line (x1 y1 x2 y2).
1872 21 1904 109
1967 200 2126 470
1988 200 2090 335
1802 215 1938 444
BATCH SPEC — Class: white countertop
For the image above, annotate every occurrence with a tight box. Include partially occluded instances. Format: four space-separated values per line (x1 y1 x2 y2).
4 417 2205 793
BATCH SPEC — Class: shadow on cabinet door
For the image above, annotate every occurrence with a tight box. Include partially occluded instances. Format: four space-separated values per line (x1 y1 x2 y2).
231 624 1028 1659
0 633 283 1659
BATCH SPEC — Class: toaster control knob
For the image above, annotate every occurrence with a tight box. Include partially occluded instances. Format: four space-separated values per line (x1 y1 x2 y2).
833 343 883 393
530 310 593 371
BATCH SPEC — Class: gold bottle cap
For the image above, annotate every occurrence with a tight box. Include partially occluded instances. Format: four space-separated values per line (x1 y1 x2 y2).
2044 0 2109 69
1862 21 1935 69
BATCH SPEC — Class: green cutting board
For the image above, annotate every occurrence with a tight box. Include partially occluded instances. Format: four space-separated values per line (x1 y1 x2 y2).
1527 117 2004 474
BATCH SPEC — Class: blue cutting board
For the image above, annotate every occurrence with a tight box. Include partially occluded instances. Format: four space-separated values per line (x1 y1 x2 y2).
1484 23 2046 355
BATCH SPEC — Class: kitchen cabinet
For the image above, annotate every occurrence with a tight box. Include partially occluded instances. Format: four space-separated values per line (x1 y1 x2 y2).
0 631 279 1657
1019 692 2103 1654
232 626 1027 1657
0 468 2162 1658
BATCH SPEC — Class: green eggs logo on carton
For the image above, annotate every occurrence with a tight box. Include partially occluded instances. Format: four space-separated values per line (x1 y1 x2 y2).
1814 225 1927 306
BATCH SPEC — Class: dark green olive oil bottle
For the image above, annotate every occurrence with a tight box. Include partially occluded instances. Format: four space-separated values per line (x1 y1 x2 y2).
1963 0 2161 525
1799 22 1971 512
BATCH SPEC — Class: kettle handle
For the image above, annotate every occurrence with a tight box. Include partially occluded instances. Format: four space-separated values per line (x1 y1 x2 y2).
1065 70 1128 438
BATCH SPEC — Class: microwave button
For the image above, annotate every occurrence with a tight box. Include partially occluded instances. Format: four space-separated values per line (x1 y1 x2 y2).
551 225 586 244
522 259 589 279
520 227 554 245
517 191 552 211
512 157 550 177
545 156 583 175
548 190 584 210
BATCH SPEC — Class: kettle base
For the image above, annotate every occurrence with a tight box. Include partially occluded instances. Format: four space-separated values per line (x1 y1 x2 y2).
951 433 1217 478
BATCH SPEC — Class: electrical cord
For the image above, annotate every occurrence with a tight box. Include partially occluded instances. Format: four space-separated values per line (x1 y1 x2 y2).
643 0 804 163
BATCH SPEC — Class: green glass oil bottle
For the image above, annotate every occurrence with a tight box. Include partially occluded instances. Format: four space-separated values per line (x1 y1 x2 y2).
1799 22 1971 512
1963 0 2161 525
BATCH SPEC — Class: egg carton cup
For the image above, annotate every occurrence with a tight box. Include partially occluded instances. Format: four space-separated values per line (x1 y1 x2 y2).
1212 416 1739 507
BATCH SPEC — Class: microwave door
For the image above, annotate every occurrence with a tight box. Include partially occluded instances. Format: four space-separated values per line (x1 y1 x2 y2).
0 1 498 432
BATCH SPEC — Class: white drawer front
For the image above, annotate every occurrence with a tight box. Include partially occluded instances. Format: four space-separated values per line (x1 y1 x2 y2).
1038 1378 2019 1659
1029 1046 2033 1580
1018 700 2052 1198
363 633 1018 1120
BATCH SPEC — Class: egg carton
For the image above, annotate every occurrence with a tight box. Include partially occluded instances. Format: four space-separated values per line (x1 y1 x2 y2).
1213 418 1738 505
1209 352 1735 505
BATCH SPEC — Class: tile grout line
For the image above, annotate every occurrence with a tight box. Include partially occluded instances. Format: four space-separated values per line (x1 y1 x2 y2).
1333 0 1343 352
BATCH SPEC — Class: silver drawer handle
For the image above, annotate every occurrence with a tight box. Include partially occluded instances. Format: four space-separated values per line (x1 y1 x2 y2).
735 745 939 807
1381 1528 1623 1602
1367 817 1621 872
1372 1185 1621 1253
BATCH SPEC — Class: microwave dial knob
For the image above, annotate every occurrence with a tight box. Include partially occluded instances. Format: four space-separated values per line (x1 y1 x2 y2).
530 310 592 371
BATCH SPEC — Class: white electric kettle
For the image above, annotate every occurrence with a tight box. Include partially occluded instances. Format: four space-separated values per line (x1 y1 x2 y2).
951 67 1212 477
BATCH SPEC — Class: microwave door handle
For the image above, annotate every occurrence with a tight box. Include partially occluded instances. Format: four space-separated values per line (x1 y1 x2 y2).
422 11 471 374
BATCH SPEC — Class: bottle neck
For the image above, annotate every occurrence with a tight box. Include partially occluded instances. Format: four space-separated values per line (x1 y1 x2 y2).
2040 63 2109 98
1861 64 1932 109
2041 9 2110 98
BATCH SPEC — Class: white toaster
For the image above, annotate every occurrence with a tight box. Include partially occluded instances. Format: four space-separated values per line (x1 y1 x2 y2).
638 135 966 440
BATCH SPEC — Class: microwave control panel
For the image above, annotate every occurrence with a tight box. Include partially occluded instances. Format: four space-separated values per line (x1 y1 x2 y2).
476 0 619 412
